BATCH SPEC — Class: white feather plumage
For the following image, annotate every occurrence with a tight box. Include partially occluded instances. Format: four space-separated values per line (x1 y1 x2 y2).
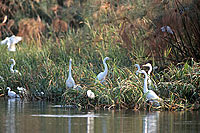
142 63 153 88
134 64 141 75
96 57 110 83
66 58 75 88
138 70 161 103
87 90 95 99
1 35 22 51
10 59 21 75
7 87 19 98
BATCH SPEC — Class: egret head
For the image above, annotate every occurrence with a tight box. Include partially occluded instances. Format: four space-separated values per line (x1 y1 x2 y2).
138 70 147 75
153 66 158 70
69 58 72 62
134 64 141 75
104 57 110 61
134 64 140 69
10 59 16 64
6 87 11 91
142 63 152 68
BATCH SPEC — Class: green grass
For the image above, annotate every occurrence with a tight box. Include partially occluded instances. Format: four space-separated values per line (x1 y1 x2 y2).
0 36 199 111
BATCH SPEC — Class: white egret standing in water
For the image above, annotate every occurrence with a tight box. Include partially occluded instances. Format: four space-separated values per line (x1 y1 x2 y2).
1 35 22 52
138 70 162 104
6 87 19 98
10 59 21 75
66 58 75 88
96 57 110 83
134 64 141 75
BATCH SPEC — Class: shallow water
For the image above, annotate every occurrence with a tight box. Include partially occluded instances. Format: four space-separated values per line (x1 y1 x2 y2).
0 99 199 133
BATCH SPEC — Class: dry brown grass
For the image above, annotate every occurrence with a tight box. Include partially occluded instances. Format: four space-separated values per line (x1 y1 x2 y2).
146 0 200 63
64 0 74 7
52 17 68 33
17 16 45 46
119 19 133 50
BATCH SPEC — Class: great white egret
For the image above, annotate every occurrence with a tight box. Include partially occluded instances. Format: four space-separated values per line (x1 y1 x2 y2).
134 64 141 75
96 57 110 83
138 70 162 103
10 59 21 75
1 35 22 52
87 90 95 99
66 58 75 88
6 87 19 98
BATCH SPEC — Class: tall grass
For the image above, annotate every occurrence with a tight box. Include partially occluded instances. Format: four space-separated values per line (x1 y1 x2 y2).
0 36 199 111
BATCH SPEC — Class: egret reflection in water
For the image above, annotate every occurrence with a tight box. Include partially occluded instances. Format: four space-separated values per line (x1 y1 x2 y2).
87 112 95 133
1 101 199 133
143 111 160 133
6 98 23 133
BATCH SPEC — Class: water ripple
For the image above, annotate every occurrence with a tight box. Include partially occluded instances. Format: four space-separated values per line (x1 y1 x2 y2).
31 114 100 118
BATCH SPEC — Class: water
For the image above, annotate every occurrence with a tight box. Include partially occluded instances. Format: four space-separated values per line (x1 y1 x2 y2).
0 99 199 133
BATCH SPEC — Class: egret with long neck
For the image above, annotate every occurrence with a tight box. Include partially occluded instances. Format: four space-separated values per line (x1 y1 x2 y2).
143 63 152 75
143 63 153 89
138 70 161 103
96 57 110 83
10 59 21 75
66 58 75 88
6 87 19 98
